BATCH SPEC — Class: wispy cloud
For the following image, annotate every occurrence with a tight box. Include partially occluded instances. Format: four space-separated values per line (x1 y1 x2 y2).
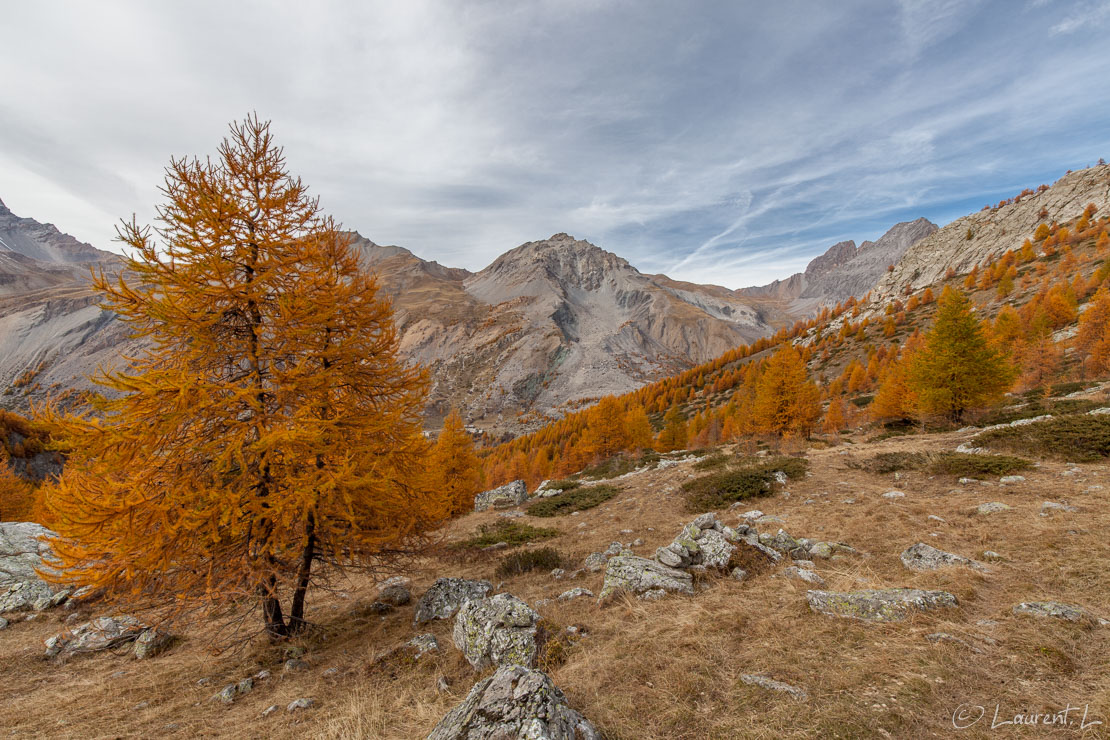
0 1 1108 288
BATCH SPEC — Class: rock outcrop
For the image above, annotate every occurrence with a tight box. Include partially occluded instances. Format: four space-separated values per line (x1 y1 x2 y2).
43 616 162 662
806 589 959 622
453 593 540 670
474 480 529 511
0 522 67 614
427 664 600 740
413 578 493 625
598 554 694 601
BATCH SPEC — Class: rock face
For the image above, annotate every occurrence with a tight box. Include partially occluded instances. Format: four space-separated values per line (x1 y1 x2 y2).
427 664 600 740
741 218 937 315
44 615 148 662
453 593 540 670
598 554 694 601
900 543 989 573
414 578 493 625
806 589 959 622
474 480 529 511
0 522 66 614
871 164 1110 303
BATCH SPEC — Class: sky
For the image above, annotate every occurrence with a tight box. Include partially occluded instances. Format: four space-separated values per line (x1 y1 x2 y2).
1 1 1109 289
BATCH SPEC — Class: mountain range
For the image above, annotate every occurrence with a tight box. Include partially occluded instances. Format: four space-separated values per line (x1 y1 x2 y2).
9 162 1109 437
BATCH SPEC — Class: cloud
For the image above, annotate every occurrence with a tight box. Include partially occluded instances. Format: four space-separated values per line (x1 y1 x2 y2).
0 1 1108 288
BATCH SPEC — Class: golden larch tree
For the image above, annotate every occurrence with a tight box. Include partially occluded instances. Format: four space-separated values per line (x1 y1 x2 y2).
751 345 821 437
41 116 442 640
581 396 630 461
432 410 484 517
906 287 1014 421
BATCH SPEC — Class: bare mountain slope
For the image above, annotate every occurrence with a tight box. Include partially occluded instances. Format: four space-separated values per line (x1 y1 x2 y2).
871 164 1110 302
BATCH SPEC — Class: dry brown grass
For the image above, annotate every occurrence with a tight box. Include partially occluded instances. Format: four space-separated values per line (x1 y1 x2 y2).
2 425 1109 738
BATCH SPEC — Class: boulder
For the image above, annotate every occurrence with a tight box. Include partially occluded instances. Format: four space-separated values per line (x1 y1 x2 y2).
0 522 66 614
413 578 493 625
598 554 694 602
453 593 539 671
654 513 737 571
44 615 147 662
474 481 529 511
132 628 174 659
806 589 958 622
900 543 989 573
427 664 600 740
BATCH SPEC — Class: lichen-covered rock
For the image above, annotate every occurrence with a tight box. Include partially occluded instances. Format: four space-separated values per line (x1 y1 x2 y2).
132 628 174 659
697 529 736 569
782 566 825 586
44 615 146 662
806 589 958 622
654 513 737 572
1041 501 1079 514
1012 601 1108 625
409 633 441 658
427 664 600 740
759 530 808 558
453 593 539 670
582 553 609 572
378 584 412 606
557 588 594 601
900 543 989 573
0 522 65 614
414 578 493 625
474 480 529 511
739 673 808 701
977 502 1011 515
599 554 694 601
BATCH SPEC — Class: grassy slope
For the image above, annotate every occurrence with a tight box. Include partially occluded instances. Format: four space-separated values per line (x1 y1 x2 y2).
3 407 1109 738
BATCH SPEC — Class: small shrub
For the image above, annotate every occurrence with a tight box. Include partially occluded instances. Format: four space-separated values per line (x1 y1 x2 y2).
543 479 581 493
850 394 874 408
927 452 1033 477
526 484 620 517
850 451 928 474
681 456 808 512
495 547 563 578
456 521 560 549
578 452 657 480
974 415 1110 462
693 452 731 471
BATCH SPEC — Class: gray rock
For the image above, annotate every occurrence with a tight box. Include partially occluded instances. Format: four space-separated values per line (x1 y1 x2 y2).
0 616 7 630
782 566 825 586
739 510 764 521
0 522 65 614
761 530 807 558
213 684 238 704
927 515 947 523
999 475 1026 485
378 584 411 606
287 698 315 712
237 677 254 695
792 559 816 569
696 529 736 569
453 593 539 670
1041 501 1079 514
474 480 529 511
977 502 1011 515
598 554 694 601
261 705 279 717
408 633 441 659
773 471 789 485
806 588 959 622
639 588 667 601
691 512 718 529
900 543 989 573
730 567 748 582
739 673 808 701
283 658 310 673
583 553 609 573
132 628 174 660
807 542 834 559
882 490 905 499
1012 601 1107 624
739 534 784 563
557 588 594 601
413 578 493 625
44 615 146 662
754 515 784 526
604 542 623 557
427 664 600 740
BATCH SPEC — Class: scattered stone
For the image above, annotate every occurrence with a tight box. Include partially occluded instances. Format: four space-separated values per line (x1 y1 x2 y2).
474 480 529 511
958 478 979 485
604 542 623 557
1013 601 1107 625
261 705 279 717
453 593 539 670
760 530 808 559
132 628 174 660
999 475 1026 485
782 566 825 586
882 491 905 500
427 664 600 740
557 588 594 601
738 509 764 520
255 669 272 681
598 554 694 602
730 568 748 582
550 568 566 580
754 515 784 525
287 698 315 712
654 513 738 571
793 559 816 569
213 684 237 705
806 588 959 622
927 515 946 523
378 584 412 606
977 502 1011 515
981 551 1004 561
413 578 493 625
237 677 254 695
1041 501 1079 514
408 633 441 659
44 615 147 662
322 667 339 678
925 632 983 653
283 658 310 673
0 616 7 630
739 673 808 701
900 543 989 573
632 538 644 547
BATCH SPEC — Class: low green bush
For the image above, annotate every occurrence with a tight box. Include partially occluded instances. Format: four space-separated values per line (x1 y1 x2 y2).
974 415 1110 462
680 456 808 512
456 521 560 548
526 484 621 517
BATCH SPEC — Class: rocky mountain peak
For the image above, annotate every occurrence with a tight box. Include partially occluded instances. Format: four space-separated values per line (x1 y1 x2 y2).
804 240 857 280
